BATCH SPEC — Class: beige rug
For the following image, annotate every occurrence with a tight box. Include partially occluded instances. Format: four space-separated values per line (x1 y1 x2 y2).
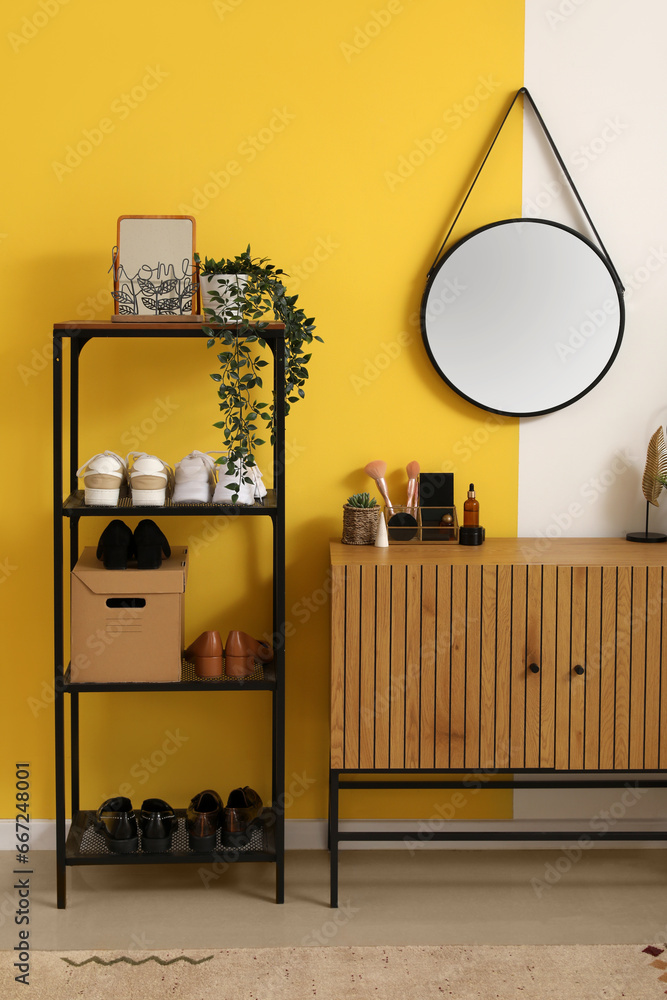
4 944 665 999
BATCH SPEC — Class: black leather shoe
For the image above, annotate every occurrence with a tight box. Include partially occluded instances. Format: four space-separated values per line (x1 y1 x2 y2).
139 798 176 852
133 519 171 569
96 520 135 569
96 796 138 853
186 789 222 851
221 786 263 847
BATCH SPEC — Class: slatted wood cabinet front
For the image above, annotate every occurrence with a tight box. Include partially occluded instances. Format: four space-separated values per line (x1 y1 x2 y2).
330 539 667 772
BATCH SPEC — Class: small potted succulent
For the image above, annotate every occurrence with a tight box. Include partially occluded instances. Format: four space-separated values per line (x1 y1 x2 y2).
195 247 321 502
342 492 381 545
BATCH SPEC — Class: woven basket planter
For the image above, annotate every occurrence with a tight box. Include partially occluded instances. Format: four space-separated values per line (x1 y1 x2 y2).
341 504 381 545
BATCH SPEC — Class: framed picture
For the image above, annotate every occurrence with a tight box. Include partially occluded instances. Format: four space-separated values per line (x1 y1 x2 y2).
112 215 199 320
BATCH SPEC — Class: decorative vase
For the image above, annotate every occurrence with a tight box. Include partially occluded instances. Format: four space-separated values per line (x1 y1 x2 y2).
200 273 248 320
341 504 381 545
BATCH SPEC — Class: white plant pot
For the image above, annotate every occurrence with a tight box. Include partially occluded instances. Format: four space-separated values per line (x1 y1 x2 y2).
200 273 248 321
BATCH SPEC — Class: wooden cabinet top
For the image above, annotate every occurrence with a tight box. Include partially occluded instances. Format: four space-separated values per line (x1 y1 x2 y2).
330 537 667 568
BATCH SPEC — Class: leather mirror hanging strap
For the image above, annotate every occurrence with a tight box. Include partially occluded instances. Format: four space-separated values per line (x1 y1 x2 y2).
427 86 624 292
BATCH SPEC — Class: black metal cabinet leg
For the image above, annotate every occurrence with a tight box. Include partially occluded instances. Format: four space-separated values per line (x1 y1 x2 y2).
53 332 66 909
70 692 80 815
276 854 285 904
329 770 339 908
55 686 66 909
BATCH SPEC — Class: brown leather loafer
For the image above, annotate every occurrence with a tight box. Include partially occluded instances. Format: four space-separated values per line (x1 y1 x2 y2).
186 788 222 851
224 630 273 677
221 786 263 846
185 630 223 678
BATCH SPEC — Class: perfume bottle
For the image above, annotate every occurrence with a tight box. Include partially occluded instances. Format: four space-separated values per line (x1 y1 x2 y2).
463 484 479 527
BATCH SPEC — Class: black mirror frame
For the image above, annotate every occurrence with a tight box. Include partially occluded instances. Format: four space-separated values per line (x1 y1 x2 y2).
420 217 626 418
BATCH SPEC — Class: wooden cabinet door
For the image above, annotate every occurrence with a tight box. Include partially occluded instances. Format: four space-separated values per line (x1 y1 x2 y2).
556 566 587 769
448 563 548 771
581 565 665 770
441 564 506 771
330 549 667 774
330 562 440 771
504 564 557 770
547 564 666 770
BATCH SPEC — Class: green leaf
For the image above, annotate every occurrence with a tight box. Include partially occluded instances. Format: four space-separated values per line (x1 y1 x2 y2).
201 247 321 469
347 492 378 508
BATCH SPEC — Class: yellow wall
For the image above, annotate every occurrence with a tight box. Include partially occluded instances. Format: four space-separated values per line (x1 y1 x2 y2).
0 0 524 822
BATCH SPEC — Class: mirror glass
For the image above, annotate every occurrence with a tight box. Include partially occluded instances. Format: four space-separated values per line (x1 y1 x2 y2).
421 219 624 416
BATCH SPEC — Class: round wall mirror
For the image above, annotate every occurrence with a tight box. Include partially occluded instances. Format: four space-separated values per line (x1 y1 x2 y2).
420 218 625 417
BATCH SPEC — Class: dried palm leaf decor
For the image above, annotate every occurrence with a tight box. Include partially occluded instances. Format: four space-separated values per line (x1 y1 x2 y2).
627 426 667 542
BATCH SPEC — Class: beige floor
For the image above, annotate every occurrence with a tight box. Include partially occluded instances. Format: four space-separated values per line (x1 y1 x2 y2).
2 848 666 951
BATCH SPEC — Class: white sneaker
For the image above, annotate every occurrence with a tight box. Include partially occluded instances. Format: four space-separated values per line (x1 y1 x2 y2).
172 451 220 504
126 452 174 506
212 455 267 505
247 462 267 501
76 451 127 506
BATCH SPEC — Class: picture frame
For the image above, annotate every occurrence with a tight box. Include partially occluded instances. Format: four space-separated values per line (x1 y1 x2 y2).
112 214 200 321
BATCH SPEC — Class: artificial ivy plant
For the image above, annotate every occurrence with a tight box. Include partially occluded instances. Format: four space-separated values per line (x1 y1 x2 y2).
197 247 321 502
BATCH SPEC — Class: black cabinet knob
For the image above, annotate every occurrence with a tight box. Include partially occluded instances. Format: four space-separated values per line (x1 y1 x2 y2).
574 665 585 675
528 663 540 674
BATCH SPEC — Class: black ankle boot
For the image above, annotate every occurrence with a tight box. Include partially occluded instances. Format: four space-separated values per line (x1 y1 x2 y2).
96 519 135 569
133 519 171 569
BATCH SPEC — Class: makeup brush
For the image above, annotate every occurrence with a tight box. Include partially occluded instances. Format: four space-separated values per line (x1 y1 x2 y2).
364 460 394 515
406 460 420 510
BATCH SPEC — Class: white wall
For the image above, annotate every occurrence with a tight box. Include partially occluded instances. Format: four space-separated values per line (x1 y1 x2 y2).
520 0 667 539
516 0 667 828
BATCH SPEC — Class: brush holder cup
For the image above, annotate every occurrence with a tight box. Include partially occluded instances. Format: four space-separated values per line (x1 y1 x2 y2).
384 506 459 544
341 504 382 545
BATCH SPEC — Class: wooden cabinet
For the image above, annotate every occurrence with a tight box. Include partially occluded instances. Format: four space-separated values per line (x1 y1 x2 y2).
330 539 667 773
329 538 667 906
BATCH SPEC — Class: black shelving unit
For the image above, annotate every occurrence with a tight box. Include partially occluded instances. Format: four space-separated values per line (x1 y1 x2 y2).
53 320 286 907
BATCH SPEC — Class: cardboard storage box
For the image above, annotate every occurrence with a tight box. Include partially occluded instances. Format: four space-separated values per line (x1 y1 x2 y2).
70 546 188 683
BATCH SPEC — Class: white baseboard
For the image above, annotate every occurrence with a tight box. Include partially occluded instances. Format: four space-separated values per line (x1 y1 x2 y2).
2 818 666 851
0 819 66 851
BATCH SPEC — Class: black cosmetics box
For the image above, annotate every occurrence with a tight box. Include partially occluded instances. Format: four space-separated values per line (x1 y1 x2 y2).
419 472 454 508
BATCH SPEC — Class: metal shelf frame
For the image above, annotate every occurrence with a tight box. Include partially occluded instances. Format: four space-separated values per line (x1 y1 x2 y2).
53 321 286 907
328 768 667 908
66 807 278 865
